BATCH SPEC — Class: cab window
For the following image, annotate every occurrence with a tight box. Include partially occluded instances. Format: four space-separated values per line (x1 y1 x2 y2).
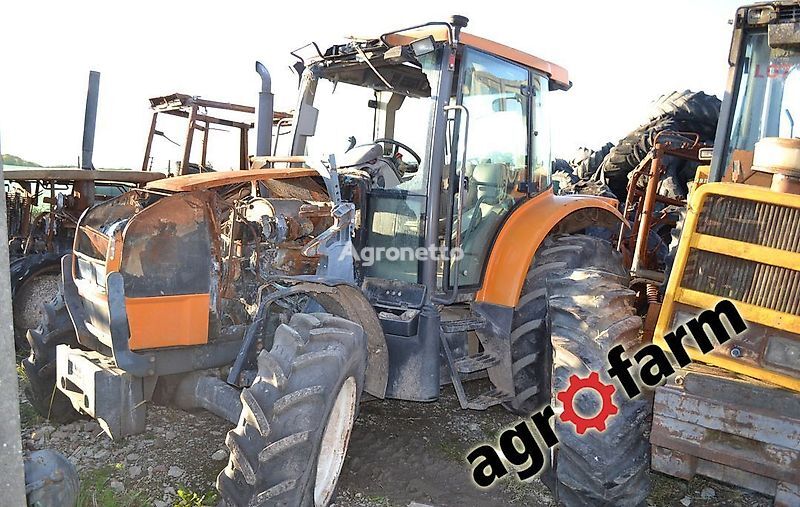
453 49 530 287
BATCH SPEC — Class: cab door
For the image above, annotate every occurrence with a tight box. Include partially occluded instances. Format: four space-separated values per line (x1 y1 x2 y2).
448 49 543 288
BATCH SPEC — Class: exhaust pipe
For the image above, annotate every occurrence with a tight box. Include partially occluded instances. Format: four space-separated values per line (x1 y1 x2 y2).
81 71 100 170
255 61 274 157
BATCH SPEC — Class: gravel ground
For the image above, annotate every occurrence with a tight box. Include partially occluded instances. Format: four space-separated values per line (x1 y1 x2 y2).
18 373 771 507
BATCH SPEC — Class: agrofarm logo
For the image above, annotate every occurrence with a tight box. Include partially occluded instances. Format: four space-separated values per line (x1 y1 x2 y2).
467 299 748 487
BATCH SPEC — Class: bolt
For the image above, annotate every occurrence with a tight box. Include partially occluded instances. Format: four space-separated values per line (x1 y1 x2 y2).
730 346 742 358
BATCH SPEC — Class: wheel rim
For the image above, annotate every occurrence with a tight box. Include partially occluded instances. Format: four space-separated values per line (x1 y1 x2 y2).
14 273 59 333
314 376 357 507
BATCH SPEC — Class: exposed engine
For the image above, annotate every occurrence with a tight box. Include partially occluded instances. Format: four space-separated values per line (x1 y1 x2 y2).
5 183 75 260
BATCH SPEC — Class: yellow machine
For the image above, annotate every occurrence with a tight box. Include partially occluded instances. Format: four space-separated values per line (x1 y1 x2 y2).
651 3 800 503
656 1 800 391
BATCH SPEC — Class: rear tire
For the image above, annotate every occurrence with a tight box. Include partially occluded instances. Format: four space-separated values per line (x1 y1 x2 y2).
217 313 367 507
22 292 83 423
548 268 650 506
505 235 627 415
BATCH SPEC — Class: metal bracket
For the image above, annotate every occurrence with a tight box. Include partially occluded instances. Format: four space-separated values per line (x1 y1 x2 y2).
303 154 356 282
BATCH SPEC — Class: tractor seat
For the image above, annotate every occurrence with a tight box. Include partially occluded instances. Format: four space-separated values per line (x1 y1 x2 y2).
459 163 508 233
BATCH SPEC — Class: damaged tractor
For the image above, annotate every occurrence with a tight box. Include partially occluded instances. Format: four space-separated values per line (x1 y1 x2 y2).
29 17 651 506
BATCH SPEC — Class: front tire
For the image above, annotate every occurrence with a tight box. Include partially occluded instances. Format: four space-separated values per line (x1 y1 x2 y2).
548 268 650 506
22 292 83 423
217 313 367 507
10 255 62 351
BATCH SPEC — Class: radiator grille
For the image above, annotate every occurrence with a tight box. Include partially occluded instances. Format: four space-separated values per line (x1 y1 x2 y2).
696 195 800 253
777 4 800 21
682 249 800 316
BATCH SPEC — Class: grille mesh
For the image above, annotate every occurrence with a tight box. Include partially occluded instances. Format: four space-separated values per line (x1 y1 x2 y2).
778 4 800 21
696 195 800 253
682 249 800 316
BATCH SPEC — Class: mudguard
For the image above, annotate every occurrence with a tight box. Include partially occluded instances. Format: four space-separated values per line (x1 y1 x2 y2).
476 188 626 308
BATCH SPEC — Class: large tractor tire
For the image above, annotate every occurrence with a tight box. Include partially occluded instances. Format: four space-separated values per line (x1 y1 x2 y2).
548 268 650 506
648 90 721 125
10 254 62 351
599 90 720 200
570 142 613 180
552 160 617 199
217 313 367 507
505 235 628 415
21 292 83 423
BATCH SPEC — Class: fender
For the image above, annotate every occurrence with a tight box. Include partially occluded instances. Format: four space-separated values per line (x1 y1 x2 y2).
476 188 625 308
263 277 390 399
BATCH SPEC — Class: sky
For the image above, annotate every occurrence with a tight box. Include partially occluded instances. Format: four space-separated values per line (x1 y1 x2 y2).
1 0 745 170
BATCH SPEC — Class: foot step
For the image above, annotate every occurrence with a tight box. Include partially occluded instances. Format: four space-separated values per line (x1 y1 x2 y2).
466 388 513 411
440 316 486 334
454 353 500 374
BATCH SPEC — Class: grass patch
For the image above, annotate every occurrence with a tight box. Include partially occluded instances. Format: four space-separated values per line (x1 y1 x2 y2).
77 465 147 507
438 440 465 463
16 361 44 430
175 487 219 506
365 495 395 506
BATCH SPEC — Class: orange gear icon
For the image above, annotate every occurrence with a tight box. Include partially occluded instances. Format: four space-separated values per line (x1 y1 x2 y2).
556 371 618 434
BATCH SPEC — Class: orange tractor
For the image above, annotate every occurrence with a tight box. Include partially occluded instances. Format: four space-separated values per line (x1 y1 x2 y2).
27 17 651 506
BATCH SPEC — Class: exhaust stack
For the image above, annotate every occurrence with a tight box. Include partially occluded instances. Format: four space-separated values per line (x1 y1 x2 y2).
81 71 100 170
255 61 274 157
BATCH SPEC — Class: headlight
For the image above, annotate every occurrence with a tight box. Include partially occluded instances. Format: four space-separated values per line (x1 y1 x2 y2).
747 6 776 25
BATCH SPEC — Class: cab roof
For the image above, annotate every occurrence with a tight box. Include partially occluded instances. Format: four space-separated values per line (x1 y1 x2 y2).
383 26 571 90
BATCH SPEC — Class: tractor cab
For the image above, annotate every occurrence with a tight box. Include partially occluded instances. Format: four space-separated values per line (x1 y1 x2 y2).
711 1 800 186
288 17 570 291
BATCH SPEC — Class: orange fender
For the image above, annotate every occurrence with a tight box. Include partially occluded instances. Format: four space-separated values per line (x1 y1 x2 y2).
475 188 626 308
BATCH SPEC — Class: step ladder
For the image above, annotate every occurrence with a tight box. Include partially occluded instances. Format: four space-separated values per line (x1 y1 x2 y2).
440 316 513 410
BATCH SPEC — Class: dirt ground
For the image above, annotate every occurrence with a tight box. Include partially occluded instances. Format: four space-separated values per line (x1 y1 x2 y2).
19 374 771 507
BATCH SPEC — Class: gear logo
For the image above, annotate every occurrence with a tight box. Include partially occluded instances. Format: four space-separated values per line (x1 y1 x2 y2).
556 371 618 434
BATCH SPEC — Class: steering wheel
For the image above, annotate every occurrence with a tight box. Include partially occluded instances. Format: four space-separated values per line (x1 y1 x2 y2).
374 138 422 165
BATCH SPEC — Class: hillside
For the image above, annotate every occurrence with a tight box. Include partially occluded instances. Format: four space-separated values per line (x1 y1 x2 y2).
2 154 41 167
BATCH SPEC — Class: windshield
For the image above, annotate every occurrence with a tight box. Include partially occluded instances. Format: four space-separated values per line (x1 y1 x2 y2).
724 31 800 172
305 48 444 194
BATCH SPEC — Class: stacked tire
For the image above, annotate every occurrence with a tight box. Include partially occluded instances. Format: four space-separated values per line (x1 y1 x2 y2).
598 90 720 201
552 158 616 199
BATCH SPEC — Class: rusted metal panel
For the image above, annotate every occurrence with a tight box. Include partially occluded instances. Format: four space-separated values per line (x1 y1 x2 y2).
652 365 800 502
147 93 256 114
652 444 780 497
653 384 800 450
650 414 799 484
775 482 800 507
681 364 800 420
145 168 318 192
650 445 696 480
